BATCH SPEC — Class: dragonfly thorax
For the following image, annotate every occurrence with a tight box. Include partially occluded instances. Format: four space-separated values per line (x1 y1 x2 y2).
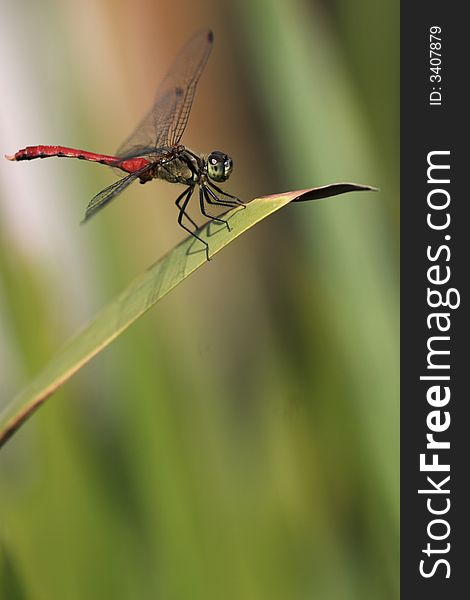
152 149 200 185
206 151 233 182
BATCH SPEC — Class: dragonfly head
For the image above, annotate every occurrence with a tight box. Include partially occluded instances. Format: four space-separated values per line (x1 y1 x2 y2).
207 151 233 182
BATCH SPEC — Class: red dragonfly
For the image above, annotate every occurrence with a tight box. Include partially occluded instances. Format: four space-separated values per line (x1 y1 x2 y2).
6 29 243 260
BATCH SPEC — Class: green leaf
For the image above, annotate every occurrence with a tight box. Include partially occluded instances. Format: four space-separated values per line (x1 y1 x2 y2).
0 184 376 448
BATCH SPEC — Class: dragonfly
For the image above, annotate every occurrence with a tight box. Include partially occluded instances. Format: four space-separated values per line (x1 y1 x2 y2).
6 29 243 260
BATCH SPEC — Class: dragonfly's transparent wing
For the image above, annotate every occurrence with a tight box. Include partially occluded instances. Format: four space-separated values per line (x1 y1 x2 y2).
81 167 149 223
117 29 213 159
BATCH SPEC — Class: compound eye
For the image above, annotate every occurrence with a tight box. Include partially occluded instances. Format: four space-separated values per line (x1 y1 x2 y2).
224 158 233 178
207 151 233 182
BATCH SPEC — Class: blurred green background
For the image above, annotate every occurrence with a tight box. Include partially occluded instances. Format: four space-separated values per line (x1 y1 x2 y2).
0 0 398 598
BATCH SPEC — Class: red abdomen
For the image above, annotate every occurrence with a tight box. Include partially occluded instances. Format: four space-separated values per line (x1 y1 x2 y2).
6 145 149 174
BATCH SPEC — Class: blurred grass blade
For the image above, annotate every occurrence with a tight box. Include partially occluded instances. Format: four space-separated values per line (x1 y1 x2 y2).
0 184 376 448
0 543 28 600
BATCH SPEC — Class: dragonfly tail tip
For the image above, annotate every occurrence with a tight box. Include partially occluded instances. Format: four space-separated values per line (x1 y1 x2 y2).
5 154 16 161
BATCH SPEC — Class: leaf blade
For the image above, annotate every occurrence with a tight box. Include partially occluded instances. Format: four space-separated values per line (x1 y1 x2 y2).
0 183 376 448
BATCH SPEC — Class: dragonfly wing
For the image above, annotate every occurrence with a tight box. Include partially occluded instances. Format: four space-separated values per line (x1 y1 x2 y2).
81 167 148 223
117 29 213 158
165 29 213 147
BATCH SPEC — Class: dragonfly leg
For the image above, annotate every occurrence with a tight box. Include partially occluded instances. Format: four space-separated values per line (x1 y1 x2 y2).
177 186 210 261
207 181 245 207
175 187 198 229
199 187 231 232
204 184 243 210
